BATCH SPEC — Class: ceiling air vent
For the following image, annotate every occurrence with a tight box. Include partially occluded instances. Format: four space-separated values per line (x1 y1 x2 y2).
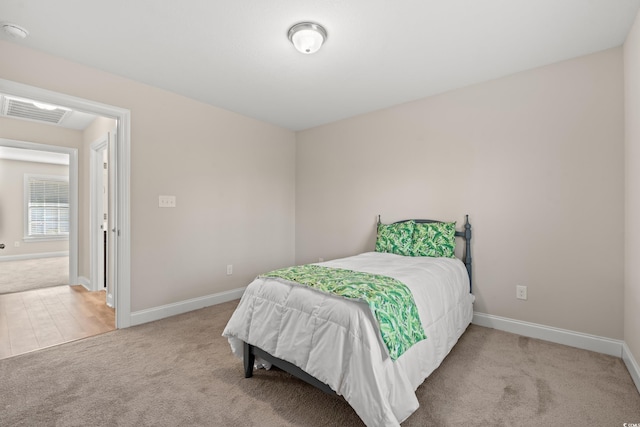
1 95 70 125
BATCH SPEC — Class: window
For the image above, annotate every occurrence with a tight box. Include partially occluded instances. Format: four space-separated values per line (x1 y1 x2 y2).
24 174 69 240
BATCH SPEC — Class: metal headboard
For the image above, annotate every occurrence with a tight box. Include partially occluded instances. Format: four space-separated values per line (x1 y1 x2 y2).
377 215 473 293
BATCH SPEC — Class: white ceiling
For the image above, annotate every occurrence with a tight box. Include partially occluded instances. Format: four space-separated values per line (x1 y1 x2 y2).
1 0 639 131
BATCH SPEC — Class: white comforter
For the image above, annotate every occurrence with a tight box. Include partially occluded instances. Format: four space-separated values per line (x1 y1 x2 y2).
222 252 474 427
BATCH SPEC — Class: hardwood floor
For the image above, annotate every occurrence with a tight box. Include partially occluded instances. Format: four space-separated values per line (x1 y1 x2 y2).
0 285 115 359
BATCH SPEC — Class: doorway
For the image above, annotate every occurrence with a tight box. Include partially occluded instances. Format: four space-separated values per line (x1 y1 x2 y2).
90 131 116 307
0 78 131 328
0 140 115 359
0 143 73 296
0 139 78 284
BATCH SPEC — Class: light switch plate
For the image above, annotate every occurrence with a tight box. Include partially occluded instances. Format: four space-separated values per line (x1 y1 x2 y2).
159 195 176 208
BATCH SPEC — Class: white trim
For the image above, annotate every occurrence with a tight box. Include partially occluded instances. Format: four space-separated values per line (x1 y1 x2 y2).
90 135 108 292
115 110 131 328
0 78 132 329
623 342 640 395
77 275 91 291
68 149 78 286
472 312 623 357
130 287 246 326
0 145 69 165
0 251 68 262
22 236 69 242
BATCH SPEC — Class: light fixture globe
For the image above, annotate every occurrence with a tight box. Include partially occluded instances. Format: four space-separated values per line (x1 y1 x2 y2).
2 22 29 39
288 22 327 54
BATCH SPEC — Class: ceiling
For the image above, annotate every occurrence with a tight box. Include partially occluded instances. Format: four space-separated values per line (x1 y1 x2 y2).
1 0 639 131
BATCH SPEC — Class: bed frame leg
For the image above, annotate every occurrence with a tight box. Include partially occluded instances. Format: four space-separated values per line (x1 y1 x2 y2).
463 214 472 293
243 341 255 378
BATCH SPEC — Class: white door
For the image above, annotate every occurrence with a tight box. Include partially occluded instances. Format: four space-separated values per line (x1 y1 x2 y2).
90 136 108 294
90 129 116 308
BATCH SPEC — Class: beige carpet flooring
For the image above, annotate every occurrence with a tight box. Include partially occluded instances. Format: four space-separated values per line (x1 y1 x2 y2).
0 256 69 294
1 300 639 426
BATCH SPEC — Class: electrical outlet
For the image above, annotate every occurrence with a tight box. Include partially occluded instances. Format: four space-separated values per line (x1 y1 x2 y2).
226 264 233 275
318 257 324 262
14 241 20 248
516 285 528 300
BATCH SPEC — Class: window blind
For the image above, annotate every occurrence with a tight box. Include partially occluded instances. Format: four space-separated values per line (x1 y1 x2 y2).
27 177 69 237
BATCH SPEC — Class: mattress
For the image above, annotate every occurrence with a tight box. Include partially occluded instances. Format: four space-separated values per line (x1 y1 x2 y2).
222 251 474 427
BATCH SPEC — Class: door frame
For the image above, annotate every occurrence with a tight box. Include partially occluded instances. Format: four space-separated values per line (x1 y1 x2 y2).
0 78 132 328
90 135 108 294
90 130 117 307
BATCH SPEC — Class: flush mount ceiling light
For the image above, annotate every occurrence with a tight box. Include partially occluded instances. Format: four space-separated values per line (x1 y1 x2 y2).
2 22 29 39
288 22 327 54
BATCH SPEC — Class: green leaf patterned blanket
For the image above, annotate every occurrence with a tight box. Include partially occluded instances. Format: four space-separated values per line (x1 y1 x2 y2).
261 264 426 360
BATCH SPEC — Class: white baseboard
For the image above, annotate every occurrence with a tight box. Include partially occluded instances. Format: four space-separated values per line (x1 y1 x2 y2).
0 251 69 262
130 287 246 326
472 312 623 357
77 276 91 290
623 342 640 395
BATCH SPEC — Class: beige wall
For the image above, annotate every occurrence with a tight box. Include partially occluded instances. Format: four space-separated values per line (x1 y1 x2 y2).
296 48 625 340
0 117 82 259
0 37 632 352
0 40 296 311
624 10 640 372
0 157 69 256
0 116 83 150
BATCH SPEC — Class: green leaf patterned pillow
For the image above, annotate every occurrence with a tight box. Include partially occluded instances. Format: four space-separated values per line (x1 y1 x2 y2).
411 222 456 258
375 221 415 256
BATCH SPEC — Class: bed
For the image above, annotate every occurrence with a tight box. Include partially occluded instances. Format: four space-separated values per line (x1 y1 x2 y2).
222 216 473 427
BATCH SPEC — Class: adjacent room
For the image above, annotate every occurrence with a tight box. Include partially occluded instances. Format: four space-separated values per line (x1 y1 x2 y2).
0 1 639 426
0 101 117 358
